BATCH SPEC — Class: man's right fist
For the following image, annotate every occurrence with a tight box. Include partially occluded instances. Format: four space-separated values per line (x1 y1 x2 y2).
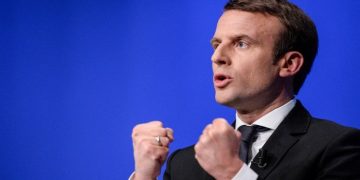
132 121 174 180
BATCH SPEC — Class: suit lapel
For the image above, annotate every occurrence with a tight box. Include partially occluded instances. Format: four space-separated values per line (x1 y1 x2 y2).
250 101 312 179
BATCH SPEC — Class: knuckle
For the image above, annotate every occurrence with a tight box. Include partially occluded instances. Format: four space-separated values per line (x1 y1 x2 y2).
212 118 221 124
159 128 167 136
166 128 174 138
199 134 208 144
213 118 227 125
132 132 141 141
132 124 140 131
203 125 213 135
194 143 200 152
161 137 170 146
133 122 146 130
132 126 140 138
132 123 148 137
150 120 163 127
205 124 212 130
166 128 173 134
133 135 144 145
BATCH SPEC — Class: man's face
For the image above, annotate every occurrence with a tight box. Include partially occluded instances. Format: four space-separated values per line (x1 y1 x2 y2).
211 10 284 111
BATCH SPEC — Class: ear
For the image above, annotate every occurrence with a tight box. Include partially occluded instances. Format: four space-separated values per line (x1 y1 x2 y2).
278 51 304 78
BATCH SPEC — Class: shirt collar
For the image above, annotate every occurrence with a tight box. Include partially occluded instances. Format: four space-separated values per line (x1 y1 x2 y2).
235 99 297 130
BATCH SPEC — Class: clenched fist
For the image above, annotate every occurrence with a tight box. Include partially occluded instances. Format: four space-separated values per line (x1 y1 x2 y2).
194 118 244 180
132 121 174 180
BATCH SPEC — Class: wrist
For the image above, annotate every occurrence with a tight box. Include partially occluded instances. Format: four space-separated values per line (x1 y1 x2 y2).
133 172 157 180
230 158 244 179
218 158 244 180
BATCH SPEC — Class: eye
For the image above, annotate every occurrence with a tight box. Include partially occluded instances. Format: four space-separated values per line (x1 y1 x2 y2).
236 40 249 49
211 43 219 50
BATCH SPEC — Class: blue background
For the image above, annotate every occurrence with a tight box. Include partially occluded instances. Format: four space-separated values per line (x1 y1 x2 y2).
1 0 360 179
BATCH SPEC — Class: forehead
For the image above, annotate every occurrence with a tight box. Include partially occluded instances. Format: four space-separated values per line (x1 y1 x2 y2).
214 10 283 43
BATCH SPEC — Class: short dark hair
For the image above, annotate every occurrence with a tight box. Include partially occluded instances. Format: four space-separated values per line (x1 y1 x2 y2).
224 0 318 94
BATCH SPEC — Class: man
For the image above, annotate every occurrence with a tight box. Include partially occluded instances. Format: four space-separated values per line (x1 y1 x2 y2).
131 0 360 179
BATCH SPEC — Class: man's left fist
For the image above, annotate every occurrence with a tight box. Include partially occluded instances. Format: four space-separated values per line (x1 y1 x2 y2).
194 118 244 180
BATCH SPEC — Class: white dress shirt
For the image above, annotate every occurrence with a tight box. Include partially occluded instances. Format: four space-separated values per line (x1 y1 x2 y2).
232 99 296 180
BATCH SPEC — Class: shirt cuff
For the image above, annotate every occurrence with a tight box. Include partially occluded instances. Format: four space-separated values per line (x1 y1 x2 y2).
232 164 258 180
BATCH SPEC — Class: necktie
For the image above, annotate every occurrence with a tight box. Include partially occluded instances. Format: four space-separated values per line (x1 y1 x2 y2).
238 125 270 164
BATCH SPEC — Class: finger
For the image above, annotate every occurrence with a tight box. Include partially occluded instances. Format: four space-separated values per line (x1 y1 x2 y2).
194 150 201 161
197 133 210 145
147 120 163 127
135 137 169 157
159 136 172 147
134 135 169 147
194 142 205 163
133 121 163 132
212 118 228 126
133 120 164 133
194 153 199 160
202 124 213 136
165 128 174 141
133 126 168 138
212 118 233 133
154 136 173 147
147 128 168 137
194 143 201 157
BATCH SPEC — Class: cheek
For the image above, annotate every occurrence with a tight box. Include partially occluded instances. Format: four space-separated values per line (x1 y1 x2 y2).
235 59 277 87
252 63 279 88
233 61 257 83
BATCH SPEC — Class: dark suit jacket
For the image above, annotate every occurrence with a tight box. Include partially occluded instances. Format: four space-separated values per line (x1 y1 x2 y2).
163 102 360 180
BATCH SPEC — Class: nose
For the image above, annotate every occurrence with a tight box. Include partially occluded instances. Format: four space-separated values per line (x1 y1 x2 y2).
211 45 231 66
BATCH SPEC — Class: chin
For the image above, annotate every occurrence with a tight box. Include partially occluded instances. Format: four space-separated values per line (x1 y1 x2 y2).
215 94 238 108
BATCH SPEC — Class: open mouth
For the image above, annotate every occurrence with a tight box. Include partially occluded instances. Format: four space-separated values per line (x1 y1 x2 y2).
215 75 227 81
214 74 232 88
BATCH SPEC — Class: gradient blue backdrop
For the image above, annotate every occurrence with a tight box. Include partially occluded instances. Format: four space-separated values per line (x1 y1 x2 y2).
1 0 360 179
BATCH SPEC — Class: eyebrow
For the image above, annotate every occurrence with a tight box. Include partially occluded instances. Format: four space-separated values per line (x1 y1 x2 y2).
210 35 258 45
233 35 258 44
210 38 220 45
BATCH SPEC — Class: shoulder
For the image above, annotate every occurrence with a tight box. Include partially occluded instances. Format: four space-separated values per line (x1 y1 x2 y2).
307 119 360 178
308 118 360 140
304 117 360 162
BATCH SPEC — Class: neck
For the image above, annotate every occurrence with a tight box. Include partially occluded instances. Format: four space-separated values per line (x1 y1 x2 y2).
236 90 293 125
